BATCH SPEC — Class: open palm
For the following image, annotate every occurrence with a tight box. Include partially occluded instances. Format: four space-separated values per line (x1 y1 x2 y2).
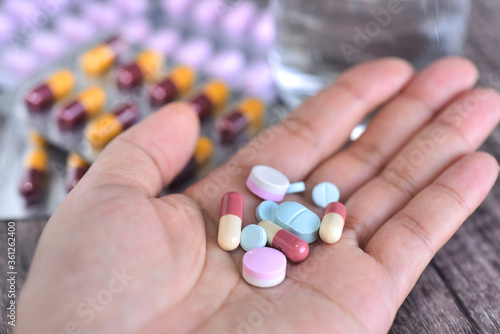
17 58 500 334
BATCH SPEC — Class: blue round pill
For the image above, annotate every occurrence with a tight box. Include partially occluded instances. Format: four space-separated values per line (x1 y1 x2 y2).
256 200 278 222
312 182 340 209
241 225 268 251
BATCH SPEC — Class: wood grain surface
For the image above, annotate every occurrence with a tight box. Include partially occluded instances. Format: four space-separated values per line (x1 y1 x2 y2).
1 1 500 333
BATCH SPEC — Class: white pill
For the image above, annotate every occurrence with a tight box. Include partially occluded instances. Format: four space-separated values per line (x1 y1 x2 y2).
246 165 290 202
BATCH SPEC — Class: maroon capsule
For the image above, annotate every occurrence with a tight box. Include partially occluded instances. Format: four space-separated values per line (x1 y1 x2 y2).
65 167 88 193
189 94 213 120
116 63 144 90
25 84 54 112
217 111 248 142
57 87 105 130
114 103 140 128
149 79 178 108
169 157 196 188
57 101 86 129
19 169 46 205
24 70 74 112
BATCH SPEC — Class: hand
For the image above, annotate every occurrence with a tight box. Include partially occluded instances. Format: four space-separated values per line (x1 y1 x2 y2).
16 57 500 334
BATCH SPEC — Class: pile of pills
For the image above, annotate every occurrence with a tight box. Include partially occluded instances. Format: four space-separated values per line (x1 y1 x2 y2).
218 165 346 288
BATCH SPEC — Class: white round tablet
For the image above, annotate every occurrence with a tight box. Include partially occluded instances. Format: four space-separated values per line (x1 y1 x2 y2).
246 165 290 201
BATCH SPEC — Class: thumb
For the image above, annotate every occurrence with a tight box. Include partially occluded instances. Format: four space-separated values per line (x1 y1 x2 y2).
80 102 200 197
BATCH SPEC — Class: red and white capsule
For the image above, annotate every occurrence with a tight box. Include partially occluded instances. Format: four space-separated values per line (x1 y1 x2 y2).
218 191 244 251
258 220 309 263
319 202 347 244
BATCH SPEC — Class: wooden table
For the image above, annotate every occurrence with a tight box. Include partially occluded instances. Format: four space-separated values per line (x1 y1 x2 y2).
1 1 500 333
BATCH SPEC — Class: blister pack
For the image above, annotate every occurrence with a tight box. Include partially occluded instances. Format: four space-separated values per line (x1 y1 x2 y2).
0 0 286 220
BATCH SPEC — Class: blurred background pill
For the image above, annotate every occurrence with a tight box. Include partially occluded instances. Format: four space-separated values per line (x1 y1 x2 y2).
55 15 96 47
30 32 66 64
204 49 246 89
83 2 122 30
119 18 152 45
174 38 214 70
144 29 181 57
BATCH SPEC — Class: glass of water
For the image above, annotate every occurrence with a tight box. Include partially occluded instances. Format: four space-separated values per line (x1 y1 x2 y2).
270 0 472 108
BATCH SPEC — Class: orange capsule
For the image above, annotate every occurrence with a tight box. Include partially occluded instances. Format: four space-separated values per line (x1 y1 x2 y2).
189 80 230 120
25 70 74 112
19 138 48 205
150 66 196 108
217 97 265 142
116 50 164 90
82 36 127 77
57 87 106 129
170 137 213 188
65 153 89 193
85 103 140 149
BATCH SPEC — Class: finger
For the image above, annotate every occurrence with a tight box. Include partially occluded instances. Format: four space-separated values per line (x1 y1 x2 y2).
306 57 478 199
82 102 200 197
346 87 500 247
365 152 499 303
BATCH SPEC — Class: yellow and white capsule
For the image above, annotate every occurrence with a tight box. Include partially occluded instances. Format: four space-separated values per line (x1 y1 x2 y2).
218 191 244 251
319 202 347 244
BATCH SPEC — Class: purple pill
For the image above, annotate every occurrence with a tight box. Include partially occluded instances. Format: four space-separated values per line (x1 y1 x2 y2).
0 14 15 44
205 49 246 88
252 11 276 50
120 18 152 44
83 2 122 30
161 0 193 18
144 29 181 56
192 0 222 29
56 15 96 46
112 0 148 17
4 0 39 23
243 61 277 103
174 39 214 70
2 49 38 78
31 32 66 62
221 1 258 38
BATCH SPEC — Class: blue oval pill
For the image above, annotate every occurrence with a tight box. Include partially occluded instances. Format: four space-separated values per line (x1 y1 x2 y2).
275 201 320 243
241 225 268 251
256 200 278 222
312 182 340 209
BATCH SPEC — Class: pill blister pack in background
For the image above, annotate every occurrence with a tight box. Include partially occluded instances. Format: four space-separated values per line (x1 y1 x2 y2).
0 0 286 221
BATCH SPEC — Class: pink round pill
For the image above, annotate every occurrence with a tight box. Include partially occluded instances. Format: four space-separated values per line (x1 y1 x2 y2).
242 247 287 288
